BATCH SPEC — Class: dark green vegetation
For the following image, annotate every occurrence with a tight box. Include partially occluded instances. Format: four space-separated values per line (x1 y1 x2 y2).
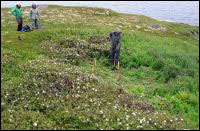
1 5 199 130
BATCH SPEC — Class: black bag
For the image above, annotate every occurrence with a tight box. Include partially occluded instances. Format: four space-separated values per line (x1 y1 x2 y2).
22 25 31 32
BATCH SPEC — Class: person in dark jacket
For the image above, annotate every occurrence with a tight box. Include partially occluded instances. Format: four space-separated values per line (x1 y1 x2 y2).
11 2 23 31
109 28 122 67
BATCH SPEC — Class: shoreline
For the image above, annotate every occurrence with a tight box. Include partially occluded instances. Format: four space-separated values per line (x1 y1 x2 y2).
1 4 199 27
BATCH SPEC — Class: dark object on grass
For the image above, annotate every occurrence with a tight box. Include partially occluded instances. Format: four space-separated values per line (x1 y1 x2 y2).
18 36 21 40
22 25 31 32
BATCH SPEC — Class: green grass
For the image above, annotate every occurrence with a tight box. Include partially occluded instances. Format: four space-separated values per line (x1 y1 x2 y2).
1 5 199 130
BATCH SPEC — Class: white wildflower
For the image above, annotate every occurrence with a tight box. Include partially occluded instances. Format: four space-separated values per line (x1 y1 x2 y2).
149 118 152 121
33 121 38 127
117 118 120 122
100 110 103 114
132 112 136 116
140 119 143 124
137 125 143 128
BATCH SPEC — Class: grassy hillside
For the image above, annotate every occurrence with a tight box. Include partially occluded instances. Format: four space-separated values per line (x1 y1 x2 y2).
1 5 199 130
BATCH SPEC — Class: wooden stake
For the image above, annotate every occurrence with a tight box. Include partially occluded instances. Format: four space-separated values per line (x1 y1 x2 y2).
116 61 121 81
116 70 121 82
117 61 120 70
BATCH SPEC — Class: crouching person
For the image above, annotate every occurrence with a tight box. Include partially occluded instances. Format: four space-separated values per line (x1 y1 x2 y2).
109 28 122 68
29 3 40 29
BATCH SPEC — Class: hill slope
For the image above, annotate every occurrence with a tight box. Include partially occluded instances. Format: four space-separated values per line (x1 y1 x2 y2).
1 5 199 130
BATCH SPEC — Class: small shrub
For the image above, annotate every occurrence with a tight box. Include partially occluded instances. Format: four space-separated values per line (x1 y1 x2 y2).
163 64 180 83
152 59 165 71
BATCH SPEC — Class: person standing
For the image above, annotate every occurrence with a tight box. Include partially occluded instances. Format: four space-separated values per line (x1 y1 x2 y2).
29 3 40 29
109 28 122 68
11 2 23 31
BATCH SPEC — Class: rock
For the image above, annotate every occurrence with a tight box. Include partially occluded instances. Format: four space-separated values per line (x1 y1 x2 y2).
144 29 151 32
148 25 166 31
69 14 80 17
106 10 110 15
174 32 179 35
191 30 198 35
158 27 166 31
136 25 141 29
149 25 158 29
6 40 11 43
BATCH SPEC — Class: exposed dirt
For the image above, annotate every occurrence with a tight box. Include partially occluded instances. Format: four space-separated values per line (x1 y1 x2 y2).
88 35 110 45
116 88 155 113
88 35 111 57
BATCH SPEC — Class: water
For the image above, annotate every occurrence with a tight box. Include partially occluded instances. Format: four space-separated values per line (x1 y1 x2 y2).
1 1 199 26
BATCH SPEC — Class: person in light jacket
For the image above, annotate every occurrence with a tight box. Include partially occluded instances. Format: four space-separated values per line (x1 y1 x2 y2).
29 3 40 29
